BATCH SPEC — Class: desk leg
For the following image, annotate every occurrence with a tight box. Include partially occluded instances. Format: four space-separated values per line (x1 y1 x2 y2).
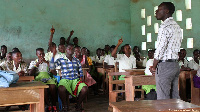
30 88 45 112
125 76 135 101
179 72 187 101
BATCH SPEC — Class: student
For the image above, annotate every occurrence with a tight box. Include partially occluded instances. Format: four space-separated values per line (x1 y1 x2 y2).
104 45 110 55
60 37 66 45
0 45 7 60
133 46 140 56
74 46 96 87
0 51 27 76
104 45 116 68
81 47 92 66
29 48 57 112
45 27 65 62
178 49 190 71
188 49 200 70
0 52 12 66
58 44 66 54
73 37 79 47
142 50 156 95
50 44 88 111
91 48 104 64
112 38 136 80
142 49 154 67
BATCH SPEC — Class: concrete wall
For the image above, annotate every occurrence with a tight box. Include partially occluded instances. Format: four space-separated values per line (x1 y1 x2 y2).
130 0 200 58
0 0 131 59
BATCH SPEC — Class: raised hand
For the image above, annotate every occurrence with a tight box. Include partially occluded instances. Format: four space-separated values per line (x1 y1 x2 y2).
50 25 55 34
70 30 74 36
117 37 123 46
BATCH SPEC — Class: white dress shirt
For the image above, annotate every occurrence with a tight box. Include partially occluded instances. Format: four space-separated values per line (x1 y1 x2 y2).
154 17 182 60
116 54 136 72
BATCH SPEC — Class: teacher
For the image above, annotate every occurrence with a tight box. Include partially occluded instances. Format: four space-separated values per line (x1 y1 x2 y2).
150 2 182 100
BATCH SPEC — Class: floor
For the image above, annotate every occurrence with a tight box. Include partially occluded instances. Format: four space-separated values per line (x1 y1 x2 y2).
0 91 109 112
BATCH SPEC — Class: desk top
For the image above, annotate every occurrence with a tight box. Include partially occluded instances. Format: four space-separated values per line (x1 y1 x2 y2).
110 99 200 112
0 81 48 91
123 69 145 72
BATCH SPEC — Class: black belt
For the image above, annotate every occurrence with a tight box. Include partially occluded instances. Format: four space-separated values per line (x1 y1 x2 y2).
159 59 178 63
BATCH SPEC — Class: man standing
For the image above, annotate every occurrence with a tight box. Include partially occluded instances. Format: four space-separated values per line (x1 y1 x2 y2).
150 2 182 100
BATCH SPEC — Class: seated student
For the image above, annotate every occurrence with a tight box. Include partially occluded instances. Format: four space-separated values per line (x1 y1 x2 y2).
142 49 154 67
91 48 104 65
50 44 88 111
29 48 57 112
58 44 66 54
0 45 7 60
104 45 116 68
104 45 111 55
188 49 200 70
0 50 27 76
111 38 136 80
134 52 145 69
73 37 79 47
74 46 96 87
178 49 190 71
133 46 140 56
142 50 156 96
45 27 65 62
0 52 12 66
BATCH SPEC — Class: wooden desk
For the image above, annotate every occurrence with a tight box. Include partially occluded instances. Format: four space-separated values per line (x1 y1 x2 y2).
18 76 35 82
125 75 156 101
179 71 190 101
0 81 48 112
109 99 200 112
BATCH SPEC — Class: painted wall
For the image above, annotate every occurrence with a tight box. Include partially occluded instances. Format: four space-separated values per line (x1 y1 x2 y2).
130 0 200 58
0 0 131 60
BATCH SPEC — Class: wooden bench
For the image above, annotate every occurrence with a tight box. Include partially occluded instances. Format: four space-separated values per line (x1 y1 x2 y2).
0 81 48 112
109 99 200 112
190 70 200 105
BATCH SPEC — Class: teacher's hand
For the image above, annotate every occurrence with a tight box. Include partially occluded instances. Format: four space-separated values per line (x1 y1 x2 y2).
149 66 156 76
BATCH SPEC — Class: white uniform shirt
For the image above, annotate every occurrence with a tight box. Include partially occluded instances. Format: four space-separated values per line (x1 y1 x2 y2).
28 59 48 72
144 59 154 75
104 55 116 66
154 17 182 60
188 59 200 70
116 54 136 72
178 58 189 68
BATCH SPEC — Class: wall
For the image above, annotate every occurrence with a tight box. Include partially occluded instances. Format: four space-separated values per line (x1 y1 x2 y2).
0 0 131 59
130 0 200 58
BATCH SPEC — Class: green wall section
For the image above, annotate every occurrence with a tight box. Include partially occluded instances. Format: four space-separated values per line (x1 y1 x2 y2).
130 0 200 57
0 0 131 59
1 0 200 60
